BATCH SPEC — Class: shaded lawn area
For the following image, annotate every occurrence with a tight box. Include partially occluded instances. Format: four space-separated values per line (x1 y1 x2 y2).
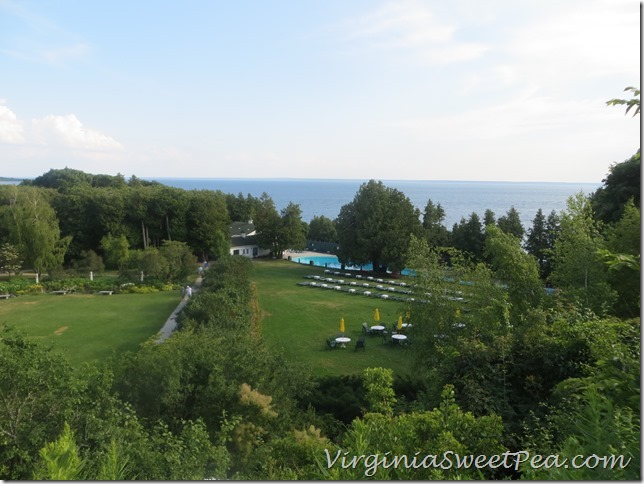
0 290 181 366
250 259 413 378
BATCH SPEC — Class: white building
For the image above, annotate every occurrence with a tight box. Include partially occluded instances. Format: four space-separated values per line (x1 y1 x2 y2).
229 221 270 258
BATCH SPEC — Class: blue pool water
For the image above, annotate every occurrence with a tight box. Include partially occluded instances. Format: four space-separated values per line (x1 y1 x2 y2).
292 255 367 271
291 255 415 276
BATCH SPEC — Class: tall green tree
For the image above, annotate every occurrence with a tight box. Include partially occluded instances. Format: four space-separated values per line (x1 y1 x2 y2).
186 190 230 261
336 180 422 273
308 215 337 243
524 208 558 279
159 240 198 282
483 208 496 227
5 186 71 278
254 193 282 257
451 212 485 261
100 233 130 271
485 224 543 318
422 199 449 247
497 206 524 239
601 199 640 317
550 193 616 314
591 150 641 224
405 235 512 416
278 202 307 257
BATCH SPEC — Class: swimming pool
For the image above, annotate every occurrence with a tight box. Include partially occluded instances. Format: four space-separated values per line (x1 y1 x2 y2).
291 255 366 271
291 255 415 275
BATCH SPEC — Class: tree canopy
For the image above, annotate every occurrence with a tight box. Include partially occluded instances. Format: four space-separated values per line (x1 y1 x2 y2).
336 180 422 273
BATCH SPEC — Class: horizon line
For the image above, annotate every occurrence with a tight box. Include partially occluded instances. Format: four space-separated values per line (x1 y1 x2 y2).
142 176 602 185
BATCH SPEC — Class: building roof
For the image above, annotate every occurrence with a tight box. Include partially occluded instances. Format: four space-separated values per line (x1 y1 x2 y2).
229 221 255 237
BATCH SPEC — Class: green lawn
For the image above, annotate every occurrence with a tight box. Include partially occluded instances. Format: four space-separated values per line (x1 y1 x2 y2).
0 290 182 366
0 262 414 377
250 259 414 378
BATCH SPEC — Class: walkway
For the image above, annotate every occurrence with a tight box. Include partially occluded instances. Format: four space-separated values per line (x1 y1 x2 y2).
155 276 202 343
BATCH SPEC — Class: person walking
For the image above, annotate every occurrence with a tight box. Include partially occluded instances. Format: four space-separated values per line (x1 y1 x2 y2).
185 285 193 299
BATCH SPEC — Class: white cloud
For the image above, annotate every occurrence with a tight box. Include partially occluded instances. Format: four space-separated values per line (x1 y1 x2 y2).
506 0 637 80
464 0 640 96
341 0 489 63
385 91 639 182
31 114 123 151
0 100 25 143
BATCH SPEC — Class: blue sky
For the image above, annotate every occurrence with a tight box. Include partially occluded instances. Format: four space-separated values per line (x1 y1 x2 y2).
0 0 640 182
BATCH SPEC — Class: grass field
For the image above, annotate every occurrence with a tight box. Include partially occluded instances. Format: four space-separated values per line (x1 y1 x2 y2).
0 290 182 366
0 261 415 377
250 259 414 378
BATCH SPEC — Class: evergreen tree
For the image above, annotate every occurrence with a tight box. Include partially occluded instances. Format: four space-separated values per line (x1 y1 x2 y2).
525 208 550 279
497 206 524 239
451 212 485 261
422 199 449 247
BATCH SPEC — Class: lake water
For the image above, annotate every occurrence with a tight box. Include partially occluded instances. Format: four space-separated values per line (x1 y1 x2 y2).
145 178 600 230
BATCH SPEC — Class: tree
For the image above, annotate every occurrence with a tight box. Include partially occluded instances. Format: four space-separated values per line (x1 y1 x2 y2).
277 203 307 258
72 249 105 274
422 199 449 247
186 190 230 261
28 167 93 192
0 327 75 479
606 86 640 117
483 208 496 227
591 150 640 224
497 206 524 239
484 225 543 318
601 199 640 317
405 236 513 417
100 233 130 271
336 180 422 273
308 215 337 243
0 242 22 274
5 186 71 278
159 240 197 282
254 193 282 258
314 384 506 480
525 209 552 279
550 193 616 314
451 212 485 261
363 367 396 416
592 86 640 223
32 422 84 480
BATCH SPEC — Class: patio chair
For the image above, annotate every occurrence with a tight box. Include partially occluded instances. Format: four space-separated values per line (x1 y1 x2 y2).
326 338 337 350
355 336 366 351
362 322 370 334
381 330 390 344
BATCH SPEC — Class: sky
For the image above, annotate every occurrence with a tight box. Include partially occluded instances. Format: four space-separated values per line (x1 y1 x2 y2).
0 0 640 183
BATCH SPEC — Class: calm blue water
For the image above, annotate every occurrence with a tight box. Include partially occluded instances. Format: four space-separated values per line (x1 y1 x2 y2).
293 255 365 270
293 254 415 275
146 178 600 230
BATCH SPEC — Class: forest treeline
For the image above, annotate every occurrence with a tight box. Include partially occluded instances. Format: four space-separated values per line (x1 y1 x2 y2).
0 146 639 318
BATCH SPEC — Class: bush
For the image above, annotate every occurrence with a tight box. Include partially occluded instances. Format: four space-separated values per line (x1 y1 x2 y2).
0 278 43 295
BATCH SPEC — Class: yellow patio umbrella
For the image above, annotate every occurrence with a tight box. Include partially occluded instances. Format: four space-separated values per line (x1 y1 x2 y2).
339 318 345 334
374 308 380 322
397 315 403 331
